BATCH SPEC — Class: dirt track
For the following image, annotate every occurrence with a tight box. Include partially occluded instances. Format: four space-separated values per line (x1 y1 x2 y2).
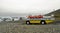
0 21 60 33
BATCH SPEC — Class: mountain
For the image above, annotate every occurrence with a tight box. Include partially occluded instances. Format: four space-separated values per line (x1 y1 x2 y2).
45 9 60 16
45 9 60 21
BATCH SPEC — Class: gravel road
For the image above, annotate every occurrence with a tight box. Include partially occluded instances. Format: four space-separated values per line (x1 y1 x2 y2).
0 21 60 33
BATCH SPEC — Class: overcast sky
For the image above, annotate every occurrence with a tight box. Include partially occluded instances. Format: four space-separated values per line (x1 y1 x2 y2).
0 0 60 16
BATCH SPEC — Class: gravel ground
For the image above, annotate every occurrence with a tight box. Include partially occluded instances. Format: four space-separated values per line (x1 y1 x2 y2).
0 21 60 33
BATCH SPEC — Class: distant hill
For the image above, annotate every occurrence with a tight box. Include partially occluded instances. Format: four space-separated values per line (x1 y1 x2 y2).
45 9 60 21
45 9 60 16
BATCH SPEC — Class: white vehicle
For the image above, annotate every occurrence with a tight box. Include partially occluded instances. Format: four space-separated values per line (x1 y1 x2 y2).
0 19 3 22
1 17 12 21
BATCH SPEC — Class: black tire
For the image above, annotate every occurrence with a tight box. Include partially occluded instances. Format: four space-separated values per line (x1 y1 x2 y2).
26 20 30 25
40 20 46 25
